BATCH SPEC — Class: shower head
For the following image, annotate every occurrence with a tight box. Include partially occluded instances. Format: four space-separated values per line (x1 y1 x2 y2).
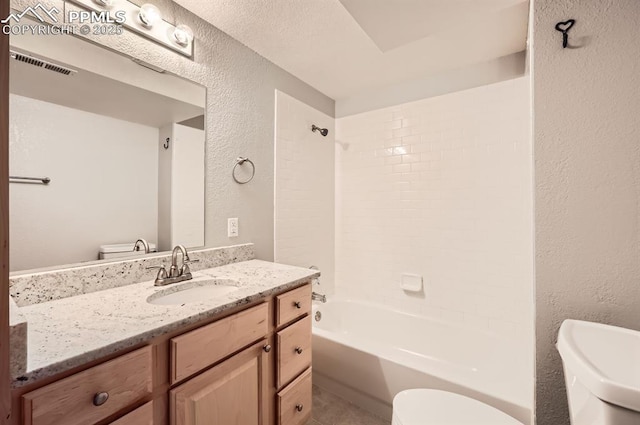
312 125 329 137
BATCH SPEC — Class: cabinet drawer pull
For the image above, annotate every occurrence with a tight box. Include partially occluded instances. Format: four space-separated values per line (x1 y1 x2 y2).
295 347 303 355
93 392 109 407
296 403 304 412
263 344 272 353
293 301 301 309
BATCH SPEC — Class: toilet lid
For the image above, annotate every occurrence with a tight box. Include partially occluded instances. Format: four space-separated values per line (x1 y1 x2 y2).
393 390 523 425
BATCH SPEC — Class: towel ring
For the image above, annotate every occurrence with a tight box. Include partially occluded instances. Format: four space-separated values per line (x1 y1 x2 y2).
232 157 255 184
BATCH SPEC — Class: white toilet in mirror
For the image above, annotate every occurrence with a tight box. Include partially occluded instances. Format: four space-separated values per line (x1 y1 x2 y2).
557 320 640 424
392 389 523 425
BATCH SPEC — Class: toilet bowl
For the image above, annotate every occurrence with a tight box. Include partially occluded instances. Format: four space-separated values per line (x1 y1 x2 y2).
392 389 523 425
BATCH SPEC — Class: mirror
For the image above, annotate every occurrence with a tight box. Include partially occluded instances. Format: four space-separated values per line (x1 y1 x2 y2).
9 30 206 273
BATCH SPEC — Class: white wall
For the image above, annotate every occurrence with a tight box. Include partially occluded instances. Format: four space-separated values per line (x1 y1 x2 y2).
336 52 526 118
533 1 640 424
335 78 533 340
157 123 206 251
9 94 158 271
274 91 335 293
10 0 335 261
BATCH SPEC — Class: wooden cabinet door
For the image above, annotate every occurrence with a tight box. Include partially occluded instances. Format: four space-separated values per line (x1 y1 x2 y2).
170 339 271 425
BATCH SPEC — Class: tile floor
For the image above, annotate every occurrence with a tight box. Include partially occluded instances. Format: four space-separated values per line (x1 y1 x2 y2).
307 385 391 425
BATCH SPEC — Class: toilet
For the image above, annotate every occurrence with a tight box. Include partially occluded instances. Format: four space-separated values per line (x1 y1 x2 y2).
392 389 523 425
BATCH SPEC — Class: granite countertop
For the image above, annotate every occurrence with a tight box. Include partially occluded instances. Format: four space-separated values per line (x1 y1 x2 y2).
12 259 320 388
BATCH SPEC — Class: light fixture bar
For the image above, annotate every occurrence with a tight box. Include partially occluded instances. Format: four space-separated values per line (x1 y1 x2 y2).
67 0 194 58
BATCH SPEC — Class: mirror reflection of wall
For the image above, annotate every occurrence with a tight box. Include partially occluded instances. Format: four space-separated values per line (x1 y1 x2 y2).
9 31 206 272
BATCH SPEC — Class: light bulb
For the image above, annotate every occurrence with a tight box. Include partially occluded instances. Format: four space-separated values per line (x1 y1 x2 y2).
173 24 194 47
138 3 161 27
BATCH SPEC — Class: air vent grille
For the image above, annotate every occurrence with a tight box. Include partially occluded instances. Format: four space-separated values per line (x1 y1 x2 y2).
44 64 73 75
14 53 44 68
10 50 77 76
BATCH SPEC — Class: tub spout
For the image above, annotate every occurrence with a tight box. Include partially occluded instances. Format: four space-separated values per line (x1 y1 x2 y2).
312 292 326 303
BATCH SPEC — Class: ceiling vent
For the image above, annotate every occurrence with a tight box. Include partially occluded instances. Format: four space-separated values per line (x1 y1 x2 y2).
10 50 77 76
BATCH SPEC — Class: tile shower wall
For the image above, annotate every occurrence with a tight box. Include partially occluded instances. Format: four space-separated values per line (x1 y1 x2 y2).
275 91 335 293
335 77 532 337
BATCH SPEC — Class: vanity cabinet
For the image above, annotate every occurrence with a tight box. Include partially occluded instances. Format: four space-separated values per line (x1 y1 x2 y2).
11 283 312 425
276 316 312 388
21 346 152 425
109 401 154 425
274 285 312 425
276 369 312 425
170 339 270 425
168 284 313 425
169 302 269 384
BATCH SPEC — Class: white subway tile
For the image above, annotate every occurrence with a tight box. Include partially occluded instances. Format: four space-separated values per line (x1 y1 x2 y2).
334 78 532 341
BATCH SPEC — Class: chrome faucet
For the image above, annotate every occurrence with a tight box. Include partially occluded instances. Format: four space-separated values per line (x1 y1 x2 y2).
133 238 150 254
148 245 199 286
312 292 327 303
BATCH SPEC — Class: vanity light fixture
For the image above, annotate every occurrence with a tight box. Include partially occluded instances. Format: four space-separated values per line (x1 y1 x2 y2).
138 3 161 27
173 24 194 47
68 0 195 58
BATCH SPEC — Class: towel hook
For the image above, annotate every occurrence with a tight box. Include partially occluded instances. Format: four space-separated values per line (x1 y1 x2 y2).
555 19 575 48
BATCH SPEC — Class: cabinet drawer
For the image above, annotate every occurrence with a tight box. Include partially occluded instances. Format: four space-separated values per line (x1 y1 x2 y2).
171 302 269 383
277 315 312 388
110 401 153 425
276 284 311 327
23 346 152 425
277 368 312 425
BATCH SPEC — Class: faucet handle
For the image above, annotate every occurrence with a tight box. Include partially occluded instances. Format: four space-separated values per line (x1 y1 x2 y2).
147 265 168 279
145 264 167 271
181 259 199 276
180 263 194 279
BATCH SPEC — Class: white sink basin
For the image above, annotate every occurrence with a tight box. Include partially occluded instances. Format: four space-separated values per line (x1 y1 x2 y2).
147 279 240 306
557 320 640 414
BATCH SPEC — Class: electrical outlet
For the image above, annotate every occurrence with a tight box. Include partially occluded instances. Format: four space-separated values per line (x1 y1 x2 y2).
228 218 239 237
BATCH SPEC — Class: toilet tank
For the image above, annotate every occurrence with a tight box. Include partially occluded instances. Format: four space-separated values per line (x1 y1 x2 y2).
99 242 157 260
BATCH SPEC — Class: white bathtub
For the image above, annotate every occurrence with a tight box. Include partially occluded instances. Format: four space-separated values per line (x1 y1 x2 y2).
312 298 532 424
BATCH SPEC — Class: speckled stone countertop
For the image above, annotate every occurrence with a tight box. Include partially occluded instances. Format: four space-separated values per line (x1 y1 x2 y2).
11 243 255 307
12 259 319 388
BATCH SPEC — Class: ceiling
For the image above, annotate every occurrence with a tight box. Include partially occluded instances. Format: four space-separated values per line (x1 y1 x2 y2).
174 0 530 101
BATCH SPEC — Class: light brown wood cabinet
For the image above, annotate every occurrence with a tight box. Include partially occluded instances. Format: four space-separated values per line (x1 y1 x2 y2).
22 346 152 425
168 283 313 425
170 339 270 425
109 401 154 425
277 369 312 425
11 282 313 425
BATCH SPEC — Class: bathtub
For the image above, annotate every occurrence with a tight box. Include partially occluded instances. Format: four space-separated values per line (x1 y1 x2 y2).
312 298 532 424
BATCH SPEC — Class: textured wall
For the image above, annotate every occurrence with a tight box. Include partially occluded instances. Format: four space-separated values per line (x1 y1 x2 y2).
10 94 158 271
274 91 335 293
533 1 640 424
335 78 533 339
10 0 335 261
